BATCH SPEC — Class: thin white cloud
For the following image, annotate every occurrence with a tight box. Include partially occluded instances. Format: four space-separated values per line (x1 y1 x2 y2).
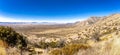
0 16 37 22
0 16 86 23
0 16 19 22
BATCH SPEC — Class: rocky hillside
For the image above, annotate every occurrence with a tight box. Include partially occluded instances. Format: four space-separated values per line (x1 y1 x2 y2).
77 14 120 41
74 14 120 55
49 14 120 55
75 16 102 27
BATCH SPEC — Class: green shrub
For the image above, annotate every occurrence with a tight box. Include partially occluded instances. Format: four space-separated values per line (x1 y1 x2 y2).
39 41 48 49
0 26 27 48
48 42 58 48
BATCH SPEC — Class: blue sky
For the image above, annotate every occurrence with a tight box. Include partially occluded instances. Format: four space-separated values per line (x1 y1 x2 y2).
0 0 120 23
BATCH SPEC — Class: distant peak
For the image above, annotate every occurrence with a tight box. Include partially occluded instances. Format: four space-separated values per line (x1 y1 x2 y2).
111 13 120 16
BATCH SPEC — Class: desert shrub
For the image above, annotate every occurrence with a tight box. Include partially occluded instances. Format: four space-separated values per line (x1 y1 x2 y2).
39 41 48 49
62 44 90 55
50 44 91 55
39 41 65 49
0 26 27 48
50 49 62 55
48 41 58 48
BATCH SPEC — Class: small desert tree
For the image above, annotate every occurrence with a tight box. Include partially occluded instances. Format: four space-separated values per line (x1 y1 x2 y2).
0 26 27 47
0 26 27 55
0 26 27 48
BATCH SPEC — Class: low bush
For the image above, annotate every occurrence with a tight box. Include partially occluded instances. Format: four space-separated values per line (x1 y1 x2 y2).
39 41 65 49
50 43 91 55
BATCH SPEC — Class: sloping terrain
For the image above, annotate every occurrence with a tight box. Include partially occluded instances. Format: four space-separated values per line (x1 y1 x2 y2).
72 14 120 55
1 14 120 55
48 14 120 55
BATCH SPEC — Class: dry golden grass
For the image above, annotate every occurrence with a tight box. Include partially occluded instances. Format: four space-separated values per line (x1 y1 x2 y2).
0 47 6 55
0 40 6 55
50 44 91 55
76 36 120 55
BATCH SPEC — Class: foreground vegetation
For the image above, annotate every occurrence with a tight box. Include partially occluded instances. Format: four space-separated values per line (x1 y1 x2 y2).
50 44 91 55
0 26 27 55
0 26 27 48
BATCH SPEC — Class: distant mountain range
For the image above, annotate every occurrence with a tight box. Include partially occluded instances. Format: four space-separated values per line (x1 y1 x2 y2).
0 17 103 26
0 14 118 27
0 22 61 25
